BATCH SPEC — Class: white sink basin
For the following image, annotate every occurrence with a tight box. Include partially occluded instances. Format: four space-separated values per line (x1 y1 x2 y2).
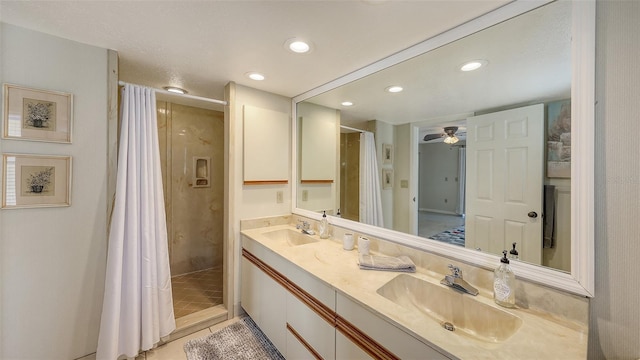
377 274 522 343
262 228 319 247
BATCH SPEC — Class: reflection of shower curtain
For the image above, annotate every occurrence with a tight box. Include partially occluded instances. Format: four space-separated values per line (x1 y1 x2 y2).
359 132 384 227
97 84 175 359
456 147 466 215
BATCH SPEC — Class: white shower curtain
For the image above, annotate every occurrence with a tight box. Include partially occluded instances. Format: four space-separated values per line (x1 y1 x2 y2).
97 84 175 359
359 132 384 227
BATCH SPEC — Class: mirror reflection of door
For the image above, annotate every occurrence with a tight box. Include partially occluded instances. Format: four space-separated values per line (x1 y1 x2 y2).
465 104 544 265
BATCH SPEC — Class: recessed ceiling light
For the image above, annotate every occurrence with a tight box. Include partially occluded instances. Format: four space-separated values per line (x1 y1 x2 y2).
163 86 187 94
285 38 312 53
385 85 403 93
341 101 354 106
460 59 488 72
245 72 265 81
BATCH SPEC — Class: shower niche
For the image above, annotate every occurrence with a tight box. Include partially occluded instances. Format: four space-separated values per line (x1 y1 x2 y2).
193 156 210 188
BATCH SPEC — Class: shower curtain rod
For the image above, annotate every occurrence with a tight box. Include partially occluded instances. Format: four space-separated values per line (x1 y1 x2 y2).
118 81 227 106
340 125 369 133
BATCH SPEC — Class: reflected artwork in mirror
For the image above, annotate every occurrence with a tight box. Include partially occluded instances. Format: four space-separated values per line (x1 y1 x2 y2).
293 0 595 296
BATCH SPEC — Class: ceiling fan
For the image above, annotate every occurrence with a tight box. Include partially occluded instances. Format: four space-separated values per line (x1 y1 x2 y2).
423 126 465 144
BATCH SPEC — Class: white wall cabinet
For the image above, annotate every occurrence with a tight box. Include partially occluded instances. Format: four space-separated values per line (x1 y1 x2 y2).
243 105 289 184
241 234 450 360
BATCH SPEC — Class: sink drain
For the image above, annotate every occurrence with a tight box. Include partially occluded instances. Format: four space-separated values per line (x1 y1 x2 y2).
442 322 455 331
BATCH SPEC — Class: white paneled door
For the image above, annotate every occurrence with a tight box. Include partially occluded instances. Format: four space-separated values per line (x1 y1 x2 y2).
465 104 544 265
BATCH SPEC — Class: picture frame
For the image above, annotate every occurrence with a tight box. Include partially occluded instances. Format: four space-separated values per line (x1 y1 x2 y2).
382 169 394 190
2 153 72 209
382 143 393 165
2 83 73 143
546 99 571 178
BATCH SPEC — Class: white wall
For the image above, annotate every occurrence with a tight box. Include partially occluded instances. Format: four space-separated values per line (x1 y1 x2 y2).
228 83 292 315
589 1 640 358
0 24 108 359
419 143 460 213
392 124 411 233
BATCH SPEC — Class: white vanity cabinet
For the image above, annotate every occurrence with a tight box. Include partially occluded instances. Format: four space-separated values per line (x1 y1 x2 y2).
241 235 336 359
241 232 451 360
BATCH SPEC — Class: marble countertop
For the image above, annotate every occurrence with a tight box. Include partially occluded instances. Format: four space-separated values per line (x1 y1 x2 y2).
241 224 588 359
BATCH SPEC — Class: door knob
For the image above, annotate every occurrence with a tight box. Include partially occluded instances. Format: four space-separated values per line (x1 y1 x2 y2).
528 211 538 218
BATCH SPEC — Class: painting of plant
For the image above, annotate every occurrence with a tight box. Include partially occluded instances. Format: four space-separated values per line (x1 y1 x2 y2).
22 166 56 196
23 98 57 130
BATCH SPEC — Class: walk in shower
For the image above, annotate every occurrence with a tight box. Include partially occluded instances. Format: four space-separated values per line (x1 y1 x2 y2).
339 131 360 222
156 101 224 319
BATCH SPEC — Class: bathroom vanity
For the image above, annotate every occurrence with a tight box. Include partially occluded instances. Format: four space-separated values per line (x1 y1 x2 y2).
240 217 588 359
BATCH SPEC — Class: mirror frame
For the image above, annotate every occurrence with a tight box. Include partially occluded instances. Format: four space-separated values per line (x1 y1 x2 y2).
291 0 595 297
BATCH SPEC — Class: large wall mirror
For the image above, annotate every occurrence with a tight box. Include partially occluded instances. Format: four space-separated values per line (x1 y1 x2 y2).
293 0 594 296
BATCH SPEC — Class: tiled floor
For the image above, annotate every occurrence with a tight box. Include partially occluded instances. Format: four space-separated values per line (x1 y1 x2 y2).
141 317 241 360
171 267 223 319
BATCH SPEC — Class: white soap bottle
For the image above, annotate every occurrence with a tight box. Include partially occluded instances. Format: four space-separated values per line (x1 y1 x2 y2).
494 250 516 308
319 211 330 239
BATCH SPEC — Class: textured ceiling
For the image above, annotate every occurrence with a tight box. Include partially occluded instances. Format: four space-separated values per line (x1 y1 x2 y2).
303 0 571 140
0 0 510 101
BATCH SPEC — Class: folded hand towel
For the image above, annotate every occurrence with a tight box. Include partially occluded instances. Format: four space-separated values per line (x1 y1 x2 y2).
358 254 416 272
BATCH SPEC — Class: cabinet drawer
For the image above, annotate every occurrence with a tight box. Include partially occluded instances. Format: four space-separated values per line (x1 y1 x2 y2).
286 291 335 359
336 293 451 360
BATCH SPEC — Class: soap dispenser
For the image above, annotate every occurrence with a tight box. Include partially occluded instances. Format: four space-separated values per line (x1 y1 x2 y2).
494 250 516 308
509 242 519 260
319 211 330 239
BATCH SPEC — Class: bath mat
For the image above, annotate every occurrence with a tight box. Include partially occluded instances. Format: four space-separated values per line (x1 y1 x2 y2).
429 226 465 247
184 316 284 360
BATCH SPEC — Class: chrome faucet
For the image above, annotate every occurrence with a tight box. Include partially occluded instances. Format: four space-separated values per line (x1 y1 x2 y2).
440 264 479 296
296 220 315 235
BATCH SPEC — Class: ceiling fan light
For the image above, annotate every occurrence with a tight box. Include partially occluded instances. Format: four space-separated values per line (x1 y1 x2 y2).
444 135 459 144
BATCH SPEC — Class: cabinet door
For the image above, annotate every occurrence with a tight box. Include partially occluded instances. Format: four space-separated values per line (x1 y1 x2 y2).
336 293 451 360
240 256 288 355
240 256 261 320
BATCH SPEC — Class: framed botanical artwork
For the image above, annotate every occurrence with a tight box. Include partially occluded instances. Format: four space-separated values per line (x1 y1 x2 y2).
2 154 72 209
382 143 393 165
382 168 393 190
2 84 73 143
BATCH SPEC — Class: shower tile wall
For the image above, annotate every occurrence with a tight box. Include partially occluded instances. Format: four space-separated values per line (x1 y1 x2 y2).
340 132 360 222
157 102 224 276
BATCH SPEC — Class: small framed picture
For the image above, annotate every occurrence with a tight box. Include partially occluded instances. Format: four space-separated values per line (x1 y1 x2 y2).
2 153 72 209
382 143 393 165
382 169 394 190
2 83 73 143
